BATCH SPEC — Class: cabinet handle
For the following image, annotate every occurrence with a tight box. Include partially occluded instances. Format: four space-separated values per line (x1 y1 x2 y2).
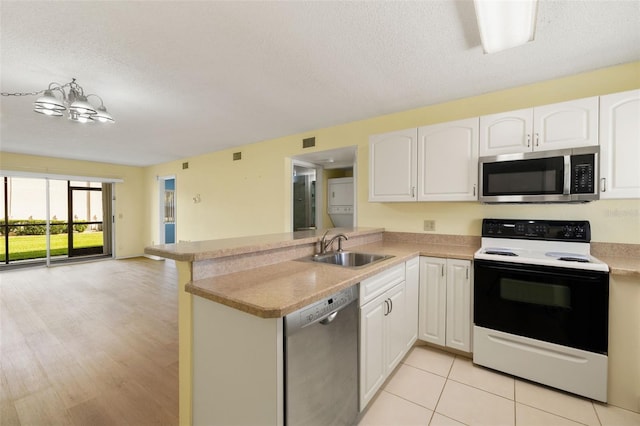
601 178 607 193
384 300 390 316
526 134 531 147
535 132 540 147
332 191 335 198
466 267 469 280
411 186 416 198
441 264 445 277
473 184 476 197
389 298 393 314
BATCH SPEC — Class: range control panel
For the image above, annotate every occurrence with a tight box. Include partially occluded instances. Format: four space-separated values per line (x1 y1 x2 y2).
482 219 591 242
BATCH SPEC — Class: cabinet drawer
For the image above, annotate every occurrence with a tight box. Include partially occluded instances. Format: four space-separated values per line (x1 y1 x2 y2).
360 263 405 306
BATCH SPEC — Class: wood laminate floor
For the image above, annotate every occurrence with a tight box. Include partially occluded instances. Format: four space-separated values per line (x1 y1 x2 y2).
0 257 178 425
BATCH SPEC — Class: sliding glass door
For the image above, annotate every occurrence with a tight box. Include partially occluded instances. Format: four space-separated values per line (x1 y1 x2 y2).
0 176 113 267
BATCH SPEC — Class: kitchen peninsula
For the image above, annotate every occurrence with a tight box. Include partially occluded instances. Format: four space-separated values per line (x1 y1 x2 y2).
145 227 479 425
145 227 640 425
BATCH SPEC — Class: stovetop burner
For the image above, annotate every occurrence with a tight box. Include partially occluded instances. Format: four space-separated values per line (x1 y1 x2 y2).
546 252 591 263
484 249 518 256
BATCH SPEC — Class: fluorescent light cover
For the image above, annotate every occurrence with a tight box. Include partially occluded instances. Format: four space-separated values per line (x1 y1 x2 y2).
474 0 538 54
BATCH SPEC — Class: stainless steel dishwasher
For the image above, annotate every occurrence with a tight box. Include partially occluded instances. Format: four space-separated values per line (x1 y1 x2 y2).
284 285 358 426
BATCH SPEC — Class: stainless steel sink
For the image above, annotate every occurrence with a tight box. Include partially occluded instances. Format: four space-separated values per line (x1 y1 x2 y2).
309 251 393 268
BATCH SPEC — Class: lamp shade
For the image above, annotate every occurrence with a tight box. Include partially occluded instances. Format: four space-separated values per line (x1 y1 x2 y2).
69 95 97 115
474 0 538 54
92 106 115 123
34 106 64 117
33 90 66 111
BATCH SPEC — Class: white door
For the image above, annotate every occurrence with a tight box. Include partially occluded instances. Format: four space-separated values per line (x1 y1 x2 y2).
418 257 447 346
445 259 472 353
599 89 640 199
385 282 407 373
369 128 417 202
359 293 386 410
479 108 533 156
417 118 479 201
534 97 599 151
404 257 419 351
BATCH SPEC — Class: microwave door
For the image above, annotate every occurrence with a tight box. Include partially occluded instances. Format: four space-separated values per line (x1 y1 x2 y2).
480 156 566 202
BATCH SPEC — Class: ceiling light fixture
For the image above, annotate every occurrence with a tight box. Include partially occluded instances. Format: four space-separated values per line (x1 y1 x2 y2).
474 0 538 54
1 78 114 123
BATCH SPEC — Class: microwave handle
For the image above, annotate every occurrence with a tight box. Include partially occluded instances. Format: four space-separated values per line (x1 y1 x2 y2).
563 155 571 195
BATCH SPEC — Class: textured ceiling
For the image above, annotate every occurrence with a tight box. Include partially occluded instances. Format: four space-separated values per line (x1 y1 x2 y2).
1 1 639 167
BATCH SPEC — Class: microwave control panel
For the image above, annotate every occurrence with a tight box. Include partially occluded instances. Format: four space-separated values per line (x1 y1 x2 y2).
571 154 595 194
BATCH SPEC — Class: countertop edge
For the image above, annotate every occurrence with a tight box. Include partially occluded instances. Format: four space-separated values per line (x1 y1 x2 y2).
144 227 385 262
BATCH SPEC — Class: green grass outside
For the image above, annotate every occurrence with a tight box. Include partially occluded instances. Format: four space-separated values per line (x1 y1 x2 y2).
0 232 103 261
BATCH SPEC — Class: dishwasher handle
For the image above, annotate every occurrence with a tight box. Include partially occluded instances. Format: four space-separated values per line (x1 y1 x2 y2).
319 311 338 325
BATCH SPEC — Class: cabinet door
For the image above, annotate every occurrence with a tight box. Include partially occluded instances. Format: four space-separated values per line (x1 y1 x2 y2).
359 293 387 410
479 108 533 156
534 97 599 151
385 282 407 374
445 259 472 353
417 118 479 201
599 89 640 199
418 257 447 346
404 257 419 352
369 129 417 202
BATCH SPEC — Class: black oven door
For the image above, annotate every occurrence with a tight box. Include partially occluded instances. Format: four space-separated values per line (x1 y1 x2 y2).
474 259 609 354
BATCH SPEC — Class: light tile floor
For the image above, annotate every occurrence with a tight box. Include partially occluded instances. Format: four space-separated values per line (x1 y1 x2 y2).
358 345 640 426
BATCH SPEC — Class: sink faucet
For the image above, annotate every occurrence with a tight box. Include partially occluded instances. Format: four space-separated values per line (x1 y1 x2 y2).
319 231 349 254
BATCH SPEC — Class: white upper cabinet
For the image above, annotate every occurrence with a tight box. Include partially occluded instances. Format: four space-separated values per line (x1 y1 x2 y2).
368 128 417 202
479 108 533 156
534 97 599 151
417 117 479 201
480 97 599 156
599 89 640 199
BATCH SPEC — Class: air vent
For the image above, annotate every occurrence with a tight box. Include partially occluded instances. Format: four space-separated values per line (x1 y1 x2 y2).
302 137 316 148
182 162 189 169
233 152 242 161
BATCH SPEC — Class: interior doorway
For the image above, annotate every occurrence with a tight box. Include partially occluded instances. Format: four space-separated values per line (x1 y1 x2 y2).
158 176 176 244
290 146 357 232
293 165 317 231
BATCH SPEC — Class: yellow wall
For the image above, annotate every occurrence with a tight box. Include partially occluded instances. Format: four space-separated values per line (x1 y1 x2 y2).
0 152 146 258
144 61 640 245
3 62 639 251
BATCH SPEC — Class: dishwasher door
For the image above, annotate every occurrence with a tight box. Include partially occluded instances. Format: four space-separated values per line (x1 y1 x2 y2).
284 286 358 426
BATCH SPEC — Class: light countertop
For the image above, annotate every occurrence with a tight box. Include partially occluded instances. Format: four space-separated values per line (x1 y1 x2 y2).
185 240 477 318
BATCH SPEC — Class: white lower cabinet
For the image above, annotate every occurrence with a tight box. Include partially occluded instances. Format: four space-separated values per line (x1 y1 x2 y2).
359 258 419 410
418 257 472 353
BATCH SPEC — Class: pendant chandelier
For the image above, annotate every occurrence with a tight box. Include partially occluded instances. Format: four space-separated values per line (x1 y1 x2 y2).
1 78 114 123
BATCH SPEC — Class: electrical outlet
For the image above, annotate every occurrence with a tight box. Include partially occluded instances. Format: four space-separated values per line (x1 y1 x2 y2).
423 220 436 232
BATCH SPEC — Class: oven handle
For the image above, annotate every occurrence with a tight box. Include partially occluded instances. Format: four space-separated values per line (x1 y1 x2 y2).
474 260 608 282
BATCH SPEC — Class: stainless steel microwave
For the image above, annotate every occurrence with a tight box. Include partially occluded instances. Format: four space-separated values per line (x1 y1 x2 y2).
479 146 599 203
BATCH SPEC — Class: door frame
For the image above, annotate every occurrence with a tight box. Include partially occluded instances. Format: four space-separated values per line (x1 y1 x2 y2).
291 160 323 231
